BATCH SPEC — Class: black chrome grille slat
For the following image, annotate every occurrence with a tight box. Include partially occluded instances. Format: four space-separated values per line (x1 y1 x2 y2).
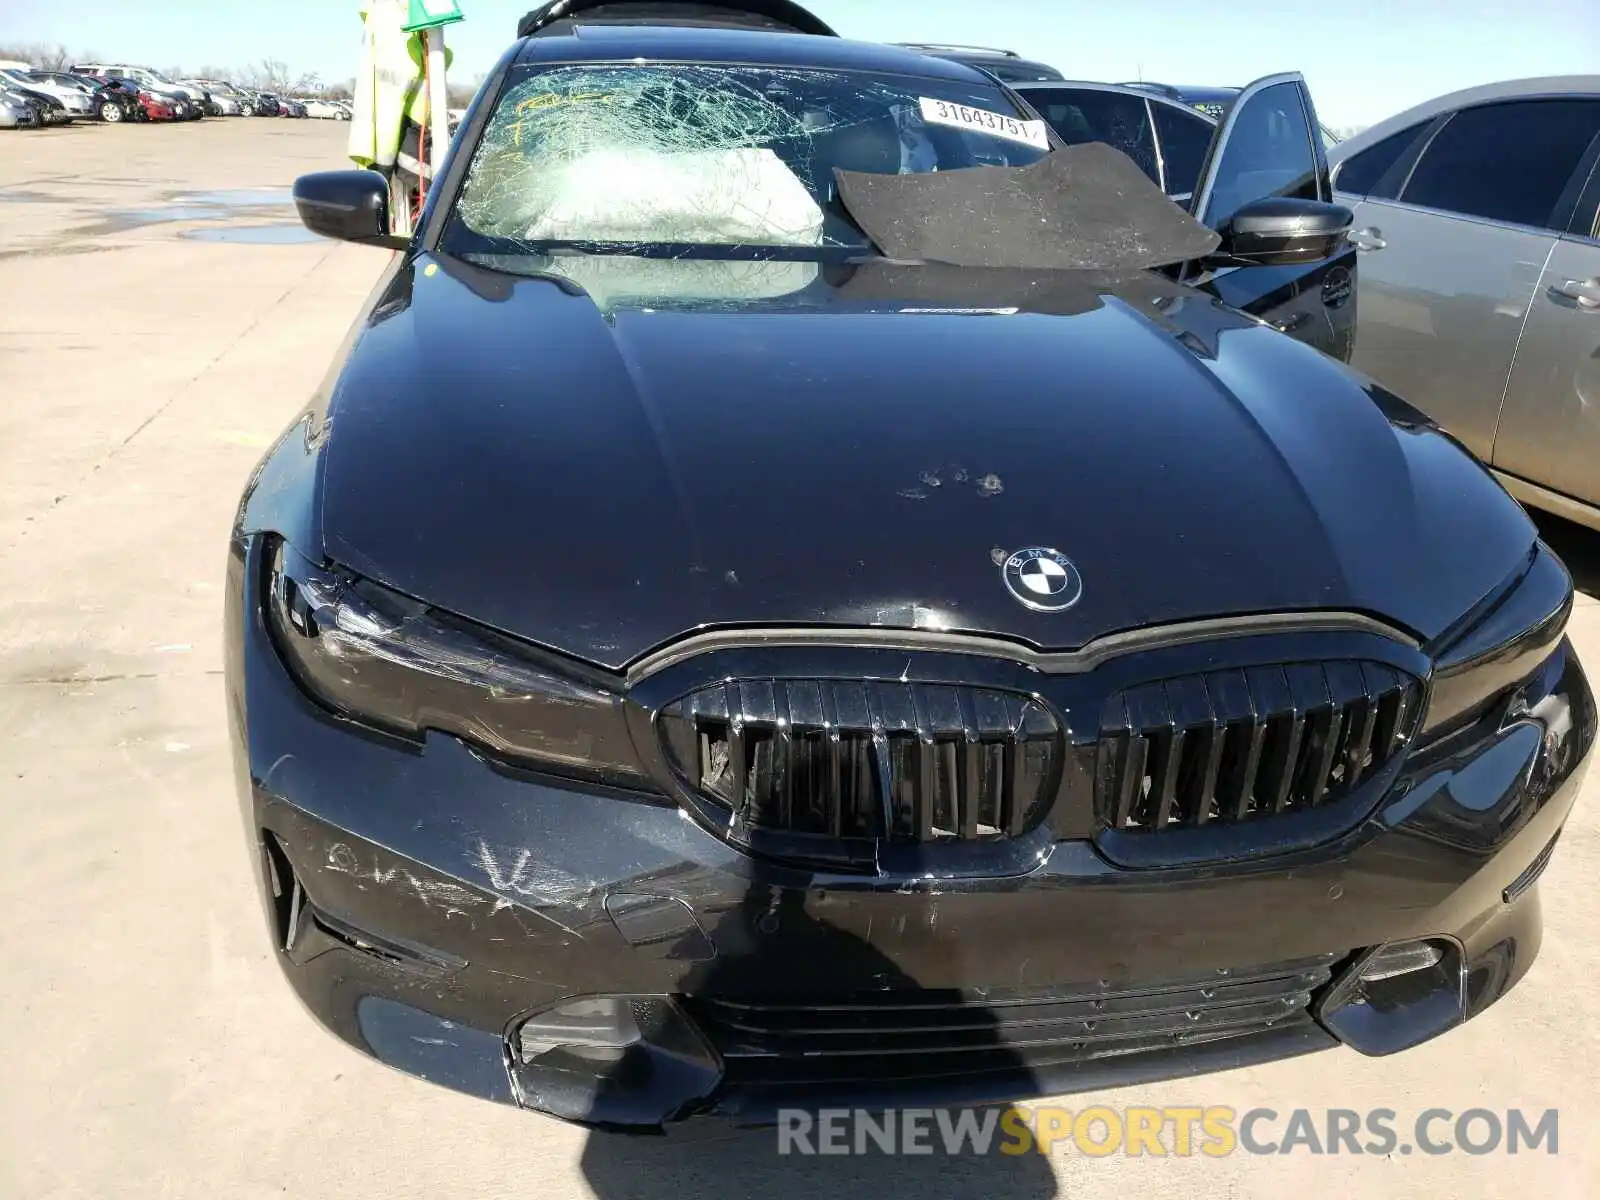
1151 728 1185 830
726 683 747 825
1304 708 1345 806
1164 676 1214 827
663 680 1061 849
1115 733 1149 830
1190 722 1226 826
1100 659 1421 834
914 732 937 842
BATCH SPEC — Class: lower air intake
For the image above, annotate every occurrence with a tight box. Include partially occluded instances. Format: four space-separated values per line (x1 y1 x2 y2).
684 953 1341 1087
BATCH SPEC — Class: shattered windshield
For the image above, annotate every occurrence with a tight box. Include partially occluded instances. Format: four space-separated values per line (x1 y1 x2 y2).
445 63 1052 255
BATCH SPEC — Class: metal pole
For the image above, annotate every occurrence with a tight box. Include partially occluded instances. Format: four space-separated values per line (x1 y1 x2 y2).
426 27 450 179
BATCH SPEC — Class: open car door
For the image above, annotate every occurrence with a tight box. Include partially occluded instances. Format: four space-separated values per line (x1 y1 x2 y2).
1188 73 1357 360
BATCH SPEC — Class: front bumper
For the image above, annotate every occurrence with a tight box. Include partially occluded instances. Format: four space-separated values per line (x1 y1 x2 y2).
227 537 1595 1127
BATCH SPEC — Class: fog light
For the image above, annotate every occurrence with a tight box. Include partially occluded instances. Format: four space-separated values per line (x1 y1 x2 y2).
1318 939 1464 1056
508 996 721 1127
518 997 642 1065
1358 941 1444 983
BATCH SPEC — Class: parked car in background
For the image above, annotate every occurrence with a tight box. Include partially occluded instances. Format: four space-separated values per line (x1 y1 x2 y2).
109 75 194 120
182 79 244 115
26 70 139 122
73 63 207 116
0 68 96 120
0 77 72 125
894 42 1064 83
1120 81 1239 121
1017 80 1215 202
247 90 284 117
279 98 309 118
94 77 146 121
72 64 206 108
0 86 41 128
297 97 348 119
204 80 256 115
1013 76 1357 361
1328 76 1600 530
118 82 180 122
1124 81 1343 150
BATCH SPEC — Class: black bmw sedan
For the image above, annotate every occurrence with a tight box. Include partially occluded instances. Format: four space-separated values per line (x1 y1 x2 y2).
229 0 1595 1128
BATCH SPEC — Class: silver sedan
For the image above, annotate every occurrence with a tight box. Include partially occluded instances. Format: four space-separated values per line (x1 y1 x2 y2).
0 90 39 127
1329 76 1600 529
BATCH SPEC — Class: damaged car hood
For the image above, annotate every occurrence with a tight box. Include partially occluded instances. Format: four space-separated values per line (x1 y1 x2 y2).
312 254 1535 670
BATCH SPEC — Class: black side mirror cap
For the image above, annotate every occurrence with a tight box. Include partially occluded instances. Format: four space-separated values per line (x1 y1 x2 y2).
293 170 410 251
1210 197 1354 268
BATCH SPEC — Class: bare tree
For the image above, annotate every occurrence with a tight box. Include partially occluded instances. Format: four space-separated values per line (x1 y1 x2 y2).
237 57 291 91
0 41 76 69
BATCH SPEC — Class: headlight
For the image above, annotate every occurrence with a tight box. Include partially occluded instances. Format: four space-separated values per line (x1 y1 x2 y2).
1420 541 1573 740
266 540 649 786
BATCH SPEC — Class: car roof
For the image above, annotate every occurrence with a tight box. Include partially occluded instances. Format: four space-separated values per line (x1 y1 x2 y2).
512 22 999 84
1329 74 1600 165
894 44 1064 83
1161 84 1240 104
1013 78 1222 117
518 0 837 38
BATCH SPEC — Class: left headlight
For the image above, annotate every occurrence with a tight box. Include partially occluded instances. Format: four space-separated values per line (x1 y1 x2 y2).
265 539 650 787
1420 541 1574 741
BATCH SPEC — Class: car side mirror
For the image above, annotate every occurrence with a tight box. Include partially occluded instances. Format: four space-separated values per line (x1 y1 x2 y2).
293 170 410 251
1211 197 1353 268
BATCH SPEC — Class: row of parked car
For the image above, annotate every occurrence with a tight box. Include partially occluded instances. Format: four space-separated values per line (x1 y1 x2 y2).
0 60 353 127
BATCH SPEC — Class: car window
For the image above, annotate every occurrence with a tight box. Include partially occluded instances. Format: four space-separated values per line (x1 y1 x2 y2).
1400 99 1600 229
1023 87 1159 186
1151 102 1212 198
450 62 1050 253
1332 120 1431 198
1199 81 1319 227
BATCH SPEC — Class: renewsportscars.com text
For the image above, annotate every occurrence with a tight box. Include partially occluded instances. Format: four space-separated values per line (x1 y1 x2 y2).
776 1106 1560 1157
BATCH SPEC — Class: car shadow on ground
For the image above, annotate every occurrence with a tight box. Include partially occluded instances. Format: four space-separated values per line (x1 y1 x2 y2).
1533 511 1600 600
576 885 1061 1199
579 1123 1060 1199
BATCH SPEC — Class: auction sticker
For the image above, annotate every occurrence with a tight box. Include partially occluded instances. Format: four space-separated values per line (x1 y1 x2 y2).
919 97 1050 150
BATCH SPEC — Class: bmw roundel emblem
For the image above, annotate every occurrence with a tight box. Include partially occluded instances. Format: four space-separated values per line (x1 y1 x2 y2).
1000 547 1083 613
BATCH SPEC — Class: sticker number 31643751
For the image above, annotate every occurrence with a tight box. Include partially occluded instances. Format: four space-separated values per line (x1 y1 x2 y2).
918 97 1050 150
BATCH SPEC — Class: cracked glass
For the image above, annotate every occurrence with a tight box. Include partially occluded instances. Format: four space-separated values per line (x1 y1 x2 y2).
445 63 1051 256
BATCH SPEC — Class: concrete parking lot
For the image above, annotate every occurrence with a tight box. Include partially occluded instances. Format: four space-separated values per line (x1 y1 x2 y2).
2 118 1598 1199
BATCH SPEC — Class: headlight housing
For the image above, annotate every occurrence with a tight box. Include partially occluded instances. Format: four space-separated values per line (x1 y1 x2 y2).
1420 541 1574 741
265 540 649 787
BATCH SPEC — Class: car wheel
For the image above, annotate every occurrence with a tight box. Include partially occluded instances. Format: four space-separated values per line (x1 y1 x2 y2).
101 101 124 123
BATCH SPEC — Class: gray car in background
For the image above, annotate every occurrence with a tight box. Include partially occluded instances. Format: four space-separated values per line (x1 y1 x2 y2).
1329 77 1600 530
892 43 1066 83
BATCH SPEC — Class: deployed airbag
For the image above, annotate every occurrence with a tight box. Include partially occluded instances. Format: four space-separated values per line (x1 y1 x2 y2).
524 146 825 245
834 143 1222 270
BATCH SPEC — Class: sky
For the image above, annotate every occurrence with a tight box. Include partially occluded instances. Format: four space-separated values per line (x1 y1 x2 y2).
1 0 1596 128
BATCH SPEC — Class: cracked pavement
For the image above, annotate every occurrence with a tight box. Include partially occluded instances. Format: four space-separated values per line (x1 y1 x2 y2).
2 119 1598 1200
